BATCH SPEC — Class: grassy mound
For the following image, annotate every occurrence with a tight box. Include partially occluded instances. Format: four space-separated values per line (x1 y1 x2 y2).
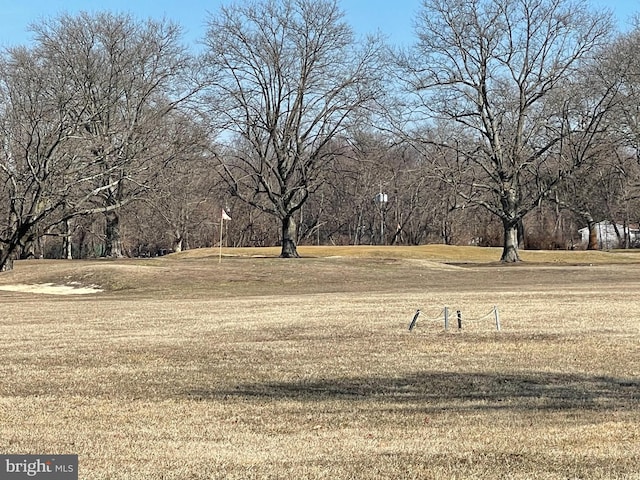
1 245 639 297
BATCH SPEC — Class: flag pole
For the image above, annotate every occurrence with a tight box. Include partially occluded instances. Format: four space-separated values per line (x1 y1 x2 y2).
219 216 224 263
219 209 231 263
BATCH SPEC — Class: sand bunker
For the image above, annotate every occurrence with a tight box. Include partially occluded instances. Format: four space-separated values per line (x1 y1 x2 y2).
0 283 103 295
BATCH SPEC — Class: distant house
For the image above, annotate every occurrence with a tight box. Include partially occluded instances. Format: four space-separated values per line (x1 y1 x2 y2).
578 221 640 249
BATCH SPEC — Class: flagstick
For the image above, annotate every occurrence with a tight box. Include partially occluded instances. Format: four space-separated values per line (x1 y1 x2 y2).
219 217 224 263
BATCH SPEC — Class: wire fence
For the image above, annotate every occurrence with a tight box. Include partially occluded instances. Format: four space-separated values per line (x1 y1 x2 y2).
408 306 501 332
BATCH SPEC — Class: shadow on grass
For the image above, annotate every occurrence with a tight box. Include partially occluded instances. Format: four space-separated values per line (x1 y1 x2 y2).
186 371 640 411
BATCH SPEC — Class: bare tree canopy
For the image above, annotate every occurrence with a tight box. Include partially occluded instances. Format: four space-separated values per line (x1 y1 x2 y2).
0 46 84 270
0 11 198 270
203 0 385 257
403 0 613 261
30 12 196 257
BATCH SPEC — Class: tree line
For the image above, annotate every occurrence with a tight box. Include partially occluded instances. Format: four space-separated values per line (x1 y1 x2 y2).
1 0 639 270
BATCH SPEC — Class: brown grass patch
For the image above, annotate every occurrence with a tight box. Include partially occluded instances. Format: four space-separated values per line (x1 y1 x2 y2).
1 246 639 478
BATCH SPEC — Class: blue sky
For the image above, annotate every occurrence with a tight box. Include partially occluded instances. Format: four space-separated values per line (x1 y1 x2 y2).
0 0 637 48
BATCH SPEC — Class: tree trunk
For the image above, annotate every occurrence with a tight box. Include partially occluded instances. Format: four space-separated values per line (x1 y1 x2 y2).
173 233 184 253
63 239 73 260
280 215 299 258
77 228 87 259
19 239 36 260
612 222 625 249
500 219 521 263
623 219 630 249
2 221 33 269
517 218 525 249
587 220 599 250
63 219 73 260
104 211 124 257
0 248 15 272
500 184 521 262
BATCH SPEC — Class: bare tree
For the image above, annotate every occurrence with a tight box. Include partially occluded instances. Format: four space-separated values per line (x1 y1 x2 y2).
144 112 219 253
549 22 640 250
403 0 613 261
0 45 86 271
30 12 197 257
203 0 385 257
326 134 461 246
609 24 640 230
318 131 389 246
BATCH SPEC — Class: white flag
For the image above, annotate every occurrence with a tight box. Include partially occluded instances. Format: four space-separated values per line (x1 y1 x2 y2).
221 209 232 221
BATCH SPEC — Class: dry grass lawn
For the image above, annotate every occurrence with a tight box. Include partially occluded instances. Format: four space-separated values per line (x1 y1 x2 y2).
0 245 639 479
